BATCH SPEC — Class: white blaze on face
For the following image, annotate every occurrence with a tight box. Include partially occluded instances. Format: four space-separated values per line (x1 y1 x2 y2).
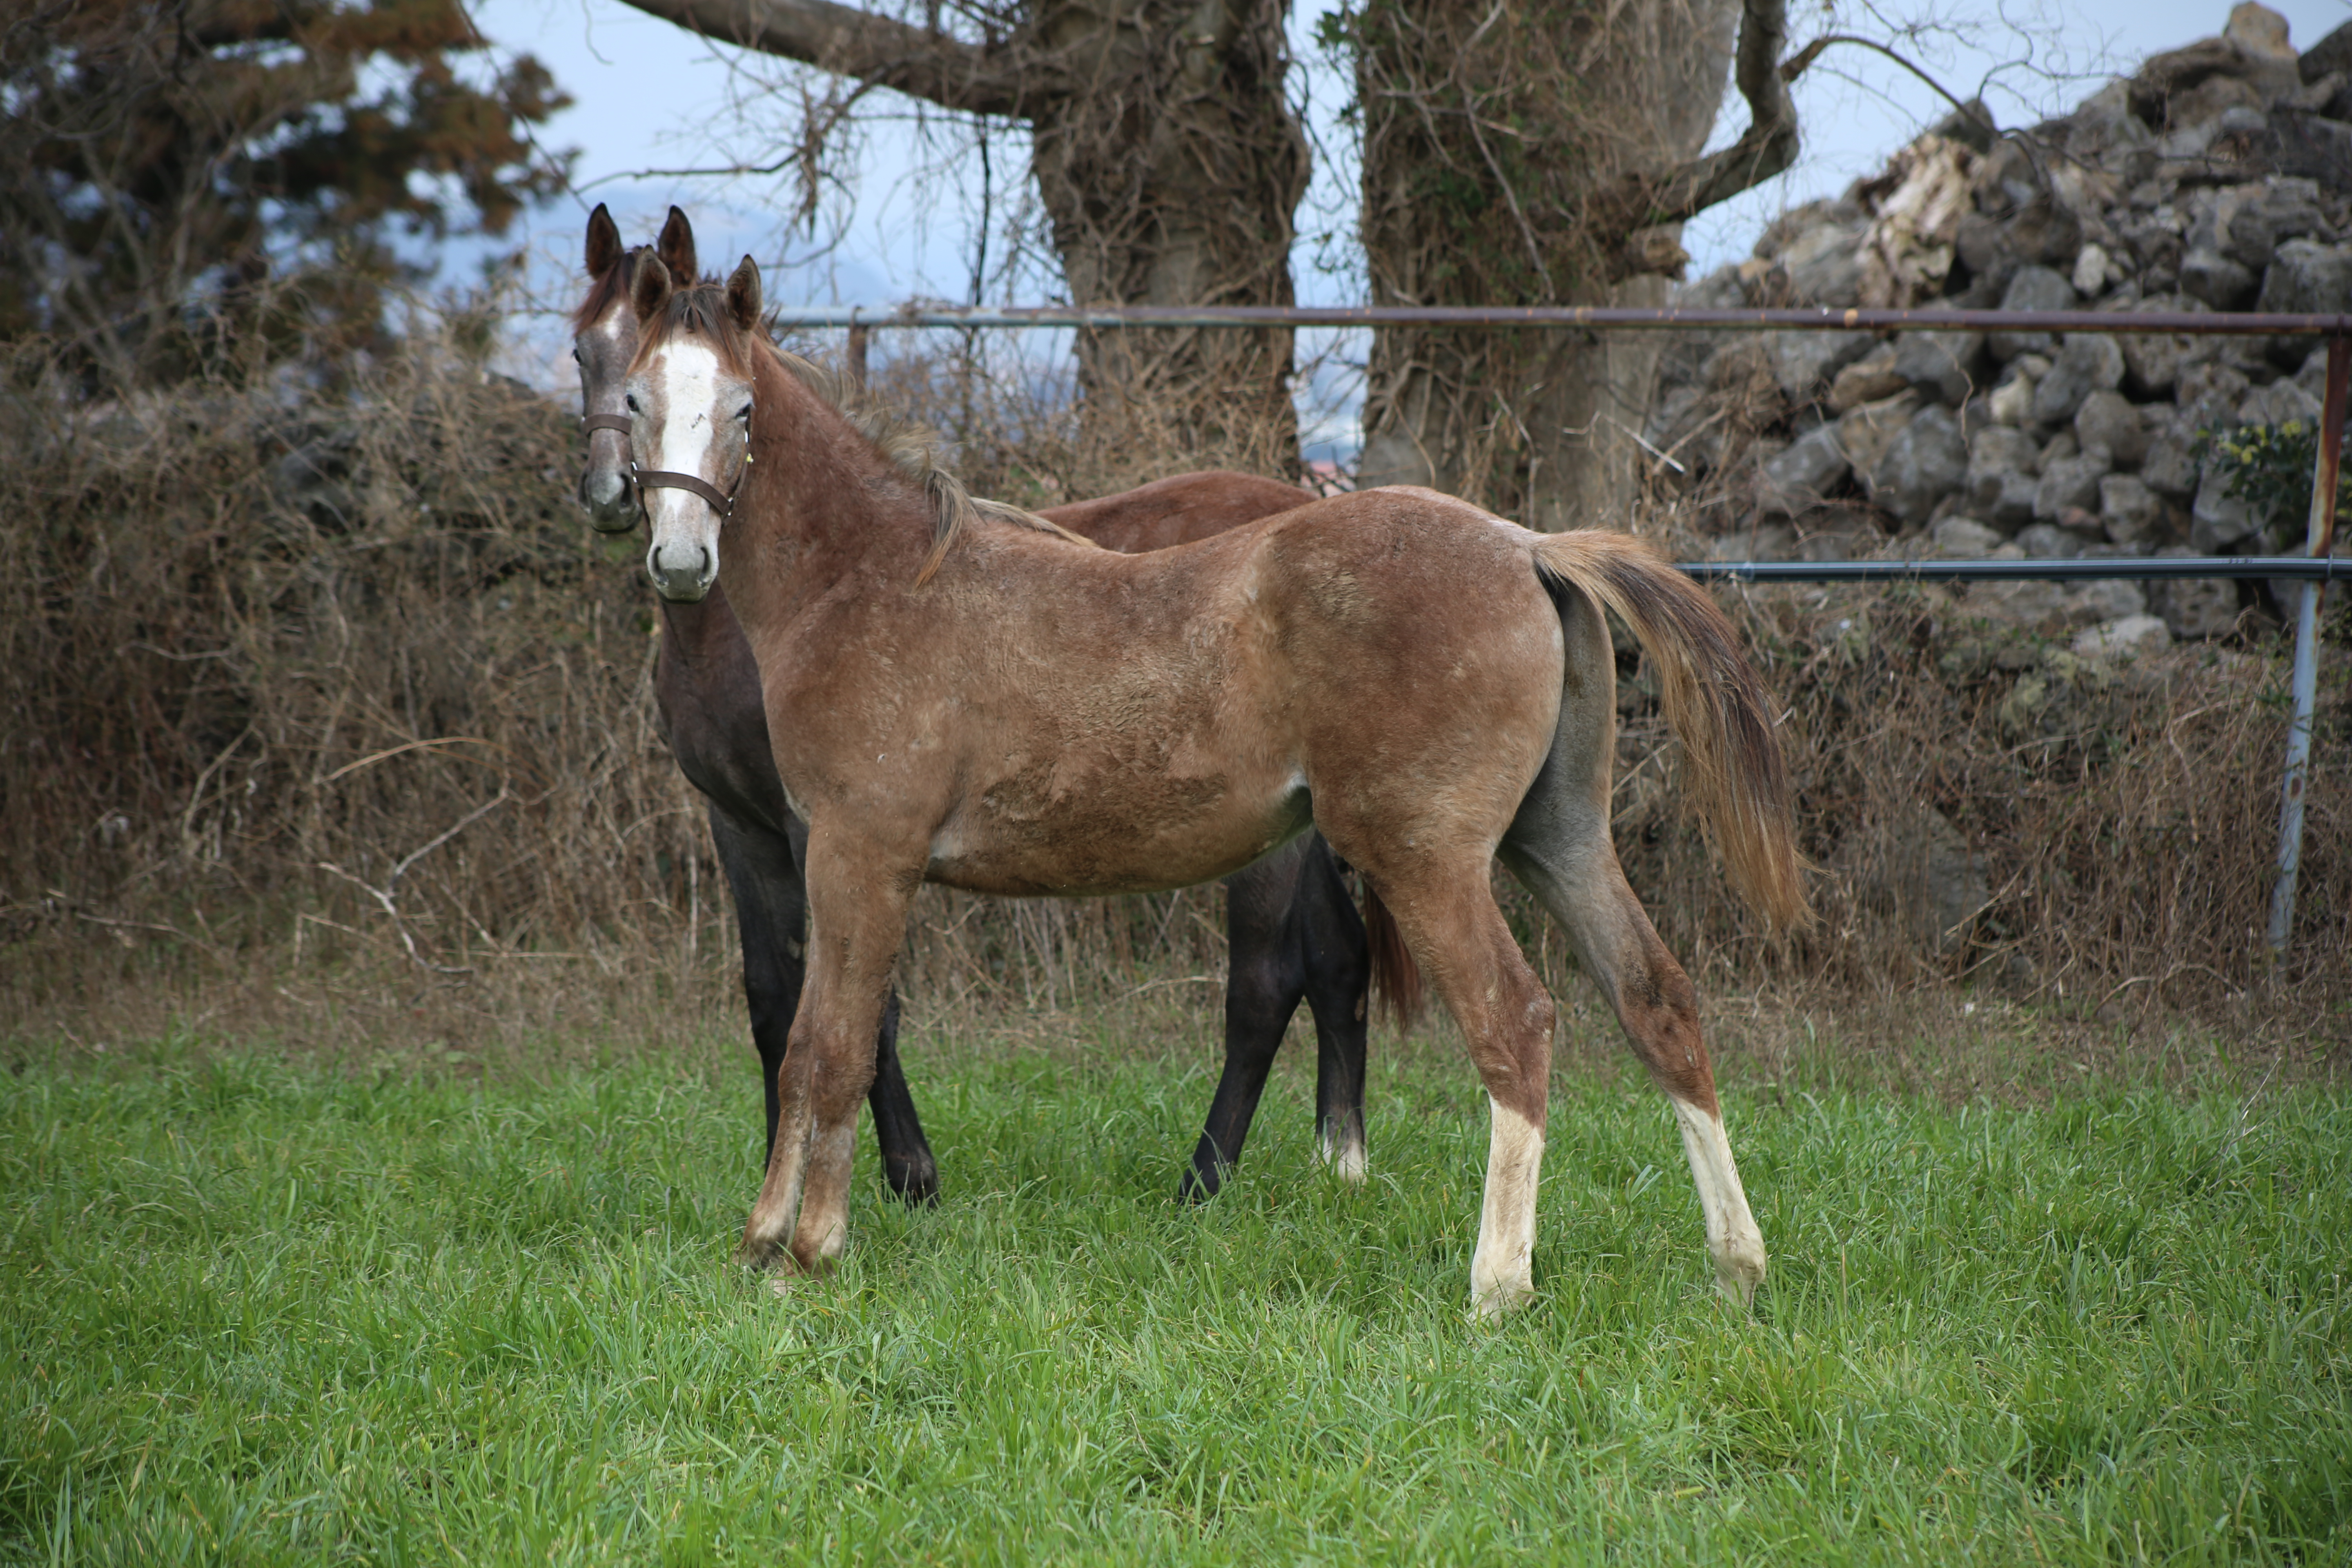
637 338 728 601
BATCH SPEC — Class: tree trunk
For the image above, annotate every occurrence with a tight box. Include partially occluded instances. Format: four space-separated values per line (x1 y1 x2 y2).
1354 0 1780 529
617 0 1306 474
1029 0 1306 476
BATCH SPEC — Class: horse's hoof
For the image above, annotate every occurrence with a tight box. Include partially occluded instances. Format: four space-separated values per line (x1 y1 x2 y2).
1712 1238 1767 1310
884 1155 940 1207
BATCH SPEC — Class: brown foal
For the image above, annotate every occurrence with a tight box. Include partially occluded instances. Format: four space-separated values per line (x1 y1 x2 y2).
625 256 1806 1315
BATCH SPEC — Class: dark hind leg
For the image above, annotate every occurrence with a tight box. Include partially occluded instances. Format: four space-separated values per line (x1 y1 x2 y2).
710 805 938 1205
1294 834 1371 1181
1181 837 1313 1200
1498 582 1763 1302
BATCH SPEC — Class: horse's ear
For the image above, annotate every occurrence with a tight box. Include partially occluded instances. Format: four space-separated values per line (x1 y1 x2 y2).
658 206 697 283
631 254 673 323
726 256 763 332
585 203 621 278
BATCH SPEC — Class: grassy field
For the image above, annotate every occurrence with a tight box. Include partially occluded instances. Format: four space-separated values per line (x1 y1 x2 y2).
2 1020 2347 1565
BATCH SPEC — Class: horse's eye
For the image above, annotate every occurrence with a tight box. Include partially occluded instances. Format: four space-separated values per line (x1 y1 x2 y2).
570 347 581 363
735 403 753 422
624 394 639 413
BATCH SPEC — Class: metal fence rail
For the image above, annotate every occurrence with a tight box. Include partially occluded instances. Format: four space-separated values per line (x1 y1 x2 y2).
772 300 2347 963
1683 557 2349 584
775 304 2352 336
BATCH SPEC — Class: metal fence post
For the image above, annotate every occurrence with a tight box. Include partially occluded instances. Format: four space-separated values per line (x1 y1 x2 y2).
2266 333 2350 959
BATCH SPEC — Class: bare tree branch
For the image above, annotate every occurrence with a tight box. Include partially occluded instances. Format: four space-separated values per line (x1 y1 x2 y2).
612 0 1047 116
1587 0 1798 254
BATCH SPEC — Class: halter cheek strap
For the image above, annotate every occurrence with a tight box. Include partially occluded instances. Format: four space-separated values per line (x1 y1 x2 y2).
580 411 749 519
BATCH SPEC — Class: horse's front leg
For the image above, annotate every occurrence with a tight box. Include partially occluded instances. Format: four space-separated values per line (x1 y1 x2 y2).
737 822 921 1276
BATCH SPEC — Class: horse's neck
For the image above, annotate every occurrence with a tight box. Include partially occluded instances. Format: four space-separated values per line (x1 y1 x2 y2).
725 358 934 630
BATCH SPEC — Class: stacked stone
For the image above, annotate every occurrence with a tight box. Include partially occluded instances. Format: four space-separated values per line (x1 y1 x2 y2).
1647 2 2352 644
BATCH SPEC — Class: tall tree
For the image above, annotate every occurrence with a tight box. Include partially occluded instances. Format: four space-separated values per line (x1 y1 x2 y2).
614 0 1308 472
2 0 574 382
1343 0 1797 528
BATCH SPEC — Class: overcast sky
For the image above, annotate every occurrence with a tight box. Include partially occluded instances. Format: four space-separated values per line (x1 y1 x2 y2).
459 0 2352 449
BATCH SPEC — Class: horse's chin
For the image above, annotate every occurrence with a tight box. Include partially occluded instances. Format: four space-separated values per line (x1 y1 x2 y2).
585 508 639 536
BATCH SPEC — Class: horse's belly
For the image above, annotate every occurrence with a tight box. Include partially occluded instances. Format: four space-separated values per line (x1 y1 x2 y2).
925 766 1308 898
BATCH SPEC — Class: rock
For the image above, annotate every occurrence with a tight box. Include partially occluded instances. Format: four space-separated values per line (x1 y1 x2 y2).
2301 18 2352 82
2256 238 2352 364
1828 345 1909 412
2032 336 2126 426
2240 376 2322 427
1891 330 1987 405
2181 248 2260 307
2150 550 2245 636
1866 404 1968 526
1967 425 2043 528
1970 578 2073 630
2072 614 2174 659
2190 466 2262 551
1708 524 1797 562
2132 35 2290 131
2223 178 2322 270
2035 447 2113 521
1757 422 1852 515
2120 293 2207 397
2074 388 2150 467
1933 516 2007 557
1985 364 2041 423
1766 329 1876 399
1794 514 1884 560
2007 196 2086 271
1954 212 2021 300
2017 521 2091 558
2140 416 2203 500
2263 108 2352 195
1780 220 1869 306
2176 361 2252 433
1989 266 2080 361
2073 243 2116 295
2099 472 2171 544
2227 3 2296 64
1837 392 1920 486
1929 99 2000 154
2066 579 2150 622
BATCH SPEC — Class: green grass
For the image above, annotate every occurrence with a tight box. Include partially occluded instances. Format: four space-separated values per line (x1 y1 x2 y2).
2 1026 2348 1564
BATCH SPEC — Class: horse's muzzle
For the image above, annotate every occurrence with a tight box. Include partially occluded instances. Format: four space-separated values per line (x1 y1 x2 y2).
648 539 715 602
579 465 639 533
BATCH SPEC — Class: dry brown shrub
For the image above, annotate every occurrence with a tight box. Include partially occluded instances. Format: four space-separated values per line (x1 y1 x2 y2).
2 321 2344 1064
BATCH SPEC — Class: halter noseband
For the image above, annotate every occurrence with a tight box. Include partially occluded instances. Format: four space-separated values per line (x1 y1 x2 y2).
579 412 746 521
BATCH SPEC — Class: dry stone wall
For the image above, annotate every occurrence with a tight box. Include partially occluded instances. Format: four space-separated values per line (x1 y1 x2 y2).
1648 2 2352 646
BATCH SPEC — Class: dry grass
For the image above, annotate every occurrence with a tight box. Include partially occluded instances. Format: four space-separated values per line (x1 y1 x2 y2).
3 321 2346 1069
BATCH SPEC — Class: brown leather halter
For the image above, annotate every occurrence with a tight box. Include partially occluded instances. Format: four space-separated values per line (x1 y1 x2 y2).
579 412 742 519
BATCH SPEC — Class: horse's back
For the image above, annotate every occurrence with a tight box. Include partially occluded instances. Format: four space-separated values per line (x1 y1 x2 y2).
1041 471 1312 554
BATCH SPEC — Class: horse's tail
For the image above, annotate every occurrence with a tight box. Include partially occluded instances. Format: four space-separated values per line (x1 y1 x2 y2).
1530 531 1810 932
1359 878 1426 1031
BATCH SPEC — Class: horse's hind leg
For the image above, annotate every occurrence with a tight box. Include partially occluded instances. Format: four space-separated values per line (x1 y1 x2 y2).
1185 840 1312 1200
1359 861 1555 1318
1498 586 1766 1304
1294 833 1370 1182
